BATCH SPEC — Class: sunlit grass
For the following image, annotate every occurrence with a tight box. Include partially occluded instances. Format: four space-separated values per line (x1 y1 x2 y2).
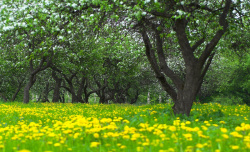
0 102 249 152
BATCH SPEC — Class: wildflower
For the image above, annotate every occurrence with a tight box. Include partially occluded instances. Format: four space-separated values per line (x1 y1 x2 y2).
74 133 80 139
222 134 229 139
142 142 150 146
18 150 31 152
167 148 175 152
219 121 225 124
231 145 239 150
122 135 130 139
137 147 143 151
169 126 176 132
220 128 227 133
0 145 4 148
230 132 243 138
54 143 61 147
183 133 192 141
235 126 242 131
90 142 100 148
93 133 99 138
196 143 204 148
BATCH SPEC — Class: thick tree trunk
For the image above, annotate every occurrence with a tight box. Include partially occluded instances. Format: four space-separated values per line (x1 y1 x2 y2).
11 86 22 102
11 79 24 101
173 91 196 116
76 77 86 103
130 90 139 104
23 75 36 104
71 92 78 103
52 71 62 103
41 82 50 103
172 68 201 116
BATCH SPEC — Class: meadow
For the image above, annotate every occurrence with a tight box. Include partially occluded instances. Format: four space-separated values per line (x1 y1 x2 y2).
0 102 249 152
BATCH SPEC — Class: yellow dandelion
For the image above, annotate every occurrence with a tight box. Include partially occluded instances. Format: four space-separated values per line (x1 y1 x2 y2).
137 147 143 152
235 126 242 131
219 121 225 124
230 132 243 138
54 143 61 147
90 142 100 148
196 143 204 148
93 133 99 138
122 135 130 139
220 128 227 133
18 150 31 152
231 145 239 150
120 145 126 149
169 126 176 132
159 150 168 152
222 134 229 139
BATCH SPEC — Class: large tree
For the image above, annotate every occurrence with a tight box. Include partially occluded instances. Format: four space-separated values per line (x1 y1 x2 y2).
115 0 248 116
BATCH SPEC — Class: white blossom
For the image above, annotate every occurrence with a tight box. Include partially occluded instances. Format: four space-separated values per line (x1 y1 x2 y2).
58 36 64 40
3 26 15 31
72 3 77 8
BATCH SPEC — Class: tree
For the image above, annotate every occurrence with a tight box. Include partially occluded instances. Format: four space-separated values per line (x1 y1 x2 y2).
127 0 239 116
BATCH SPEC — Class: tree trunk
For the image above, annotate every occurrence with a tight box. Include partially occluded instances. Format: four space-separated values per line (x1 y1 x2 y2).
41 82 50 103
172 69 201 116
71 92 78 103
23 74 36 103
76 77 86 103
11 79 24 101
52 71 62 103
159 95 162 104
147 92 150 104
130 90 139 104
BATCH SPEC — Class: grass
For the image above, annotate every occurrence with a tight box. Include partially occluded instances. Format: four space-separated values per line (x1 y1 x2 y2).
0 102 249 152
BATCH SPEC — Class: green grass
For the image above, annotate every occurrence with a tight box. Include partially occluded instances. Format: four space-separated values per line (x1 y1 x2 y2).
0 102 249 152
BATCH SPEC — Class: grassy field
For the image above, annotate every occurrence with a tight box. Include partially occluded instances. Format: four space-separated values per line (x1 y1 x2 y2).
0 102 249 152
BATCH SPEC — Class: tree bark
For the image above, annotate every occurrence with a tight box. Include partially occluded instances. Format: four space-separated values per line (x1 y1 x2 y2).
11 79 24 101
41 81 50 103
52 71 62 103
23 54 52 103
23 74 36 104
147 92 150 104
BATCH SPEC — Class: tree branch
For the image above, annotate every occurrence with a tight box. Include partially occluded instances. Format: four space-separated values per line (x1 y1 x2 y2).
140 27 177 101
144 20 184 90
198 0 231 67
191 37 205 52
174 18 196 64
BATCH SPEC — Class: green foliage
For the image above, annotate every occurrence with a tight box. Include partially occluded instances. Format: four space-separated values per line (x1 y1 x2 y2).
211 95 245 105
